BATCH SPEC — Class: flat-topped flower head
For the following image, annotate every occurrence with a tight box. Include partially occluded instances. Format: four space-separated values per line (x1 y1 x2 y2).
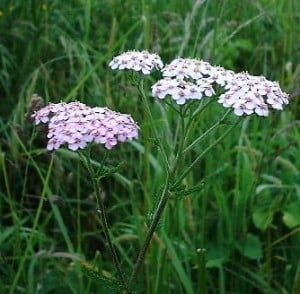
162 58 235 86
218 72 289 116
151 78 215 105
162 58 208 80
32 102 139 151
109 50 163 74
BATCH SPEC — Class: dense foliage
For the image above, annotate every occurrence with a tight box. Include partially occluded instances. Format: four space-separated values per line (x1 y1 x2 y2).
0 0 299 293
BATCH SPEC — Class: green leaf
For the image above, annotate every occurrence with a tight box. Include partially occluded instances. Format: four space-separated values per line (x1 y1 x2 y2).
282 201 300 228
171 182 205 197
252 193 285 231
252 207 274 231
235 233 263 260
205 244 229 268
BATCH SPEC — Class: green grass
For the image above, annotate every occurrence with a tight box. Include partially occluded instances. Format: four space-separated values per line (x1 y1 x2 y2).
1 0 300 293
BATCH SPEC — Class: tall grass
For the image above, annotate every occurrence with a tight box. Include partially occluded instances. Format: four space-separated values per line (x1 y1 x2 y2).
0 0 299 293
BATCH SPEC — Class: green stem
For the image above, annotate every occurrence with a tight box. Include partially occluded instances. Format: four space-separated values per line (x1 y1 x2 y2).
137 78 170 172
183 109 231 154
131 79 238 288
129 108 187 286
170 107 187 175
174 118 240 187
129 176 171 285
81 152 129 293
181 99 218 154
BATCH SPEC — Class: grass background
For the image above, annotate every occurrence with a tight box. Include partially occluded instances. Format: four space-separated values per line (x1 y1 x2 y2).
0 0 300 293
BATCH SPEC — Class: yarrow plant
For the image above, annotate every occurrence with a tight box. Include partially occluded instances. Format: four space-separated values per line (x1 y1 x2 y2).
32 50 290 293
107 50 290 290
32 100 139 293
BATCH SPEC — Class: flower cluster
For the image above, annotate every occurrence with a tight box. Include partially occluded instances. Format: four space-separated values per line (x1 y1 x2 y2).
218 72 290 116
109 50 163 74
151 78 215 105
162 58 235 86
109 50 290 116
32 101 139 151
152 58 235 104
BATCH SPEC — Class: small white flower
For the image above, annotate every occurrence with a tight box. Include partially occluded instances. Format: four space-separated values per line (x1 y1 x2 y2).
109 50 163 74
255 104 269 116
206 66 235 86
196 79 215 97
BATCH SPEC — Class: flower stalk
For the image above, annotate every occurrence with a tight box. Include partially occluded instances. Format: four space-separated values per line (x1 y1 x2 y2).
80 151 130 293
183 108 232 154
129 176 171 285
136 78 170 172
174 117 241 187
129 100 187 285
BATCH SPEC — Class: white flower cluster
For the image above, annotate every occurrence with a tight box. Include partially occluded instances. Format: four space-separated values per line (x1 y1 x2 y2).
32 102 139 151
161 58 235 86
151 58 235 104
218 72 290 116
109 50 290 116
109 50 163 74
151 78 215 105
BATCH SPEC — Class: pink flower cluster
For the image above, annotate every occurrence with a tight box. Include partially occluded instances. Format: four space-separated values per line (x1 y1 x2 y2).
31 102 139 151
218 72 290 116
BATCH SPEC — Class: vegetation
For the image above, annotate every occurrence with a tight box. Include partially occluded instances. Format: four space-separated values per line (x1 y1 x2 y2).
0 0 299 293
